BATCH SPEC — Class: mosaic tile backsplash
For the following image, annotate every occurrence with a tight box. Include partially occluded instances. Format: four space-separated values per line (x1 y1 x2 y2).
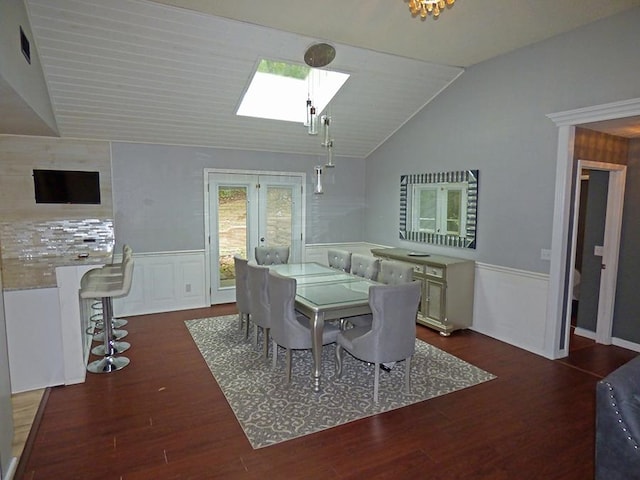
0 218 114 259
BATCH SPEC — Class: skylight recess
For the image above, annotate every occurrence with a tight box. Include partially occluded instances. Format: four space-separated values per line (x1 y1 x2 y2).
237 59 349 123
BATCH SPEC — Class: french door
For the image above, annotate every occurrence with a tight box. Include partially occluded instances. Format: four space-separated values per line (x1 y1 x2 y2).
206 170 304 304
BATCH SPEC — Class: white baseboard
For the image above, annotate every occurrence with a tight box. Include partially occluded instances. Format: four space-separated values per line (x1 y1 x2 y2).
3 456 17 480
612 337 640 353
575 326 640 353
574 326 596 340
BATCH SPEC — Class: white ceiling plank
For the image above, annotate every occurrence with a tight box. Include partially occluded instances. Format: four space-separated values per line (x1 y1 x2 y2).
9 0 637 155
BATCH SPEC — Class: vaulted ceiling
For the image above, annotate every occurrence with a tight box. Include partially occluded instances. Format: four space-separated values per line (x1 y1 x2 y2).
6 0 640 158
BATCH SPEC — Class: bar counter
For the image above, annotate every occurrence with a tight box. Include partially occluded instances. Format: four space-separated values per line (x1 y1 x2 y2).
1 251 112 290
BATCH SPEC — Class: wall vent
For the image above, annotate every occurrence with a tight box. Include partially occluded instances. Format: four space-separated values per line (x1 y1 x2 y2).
20 26 31 64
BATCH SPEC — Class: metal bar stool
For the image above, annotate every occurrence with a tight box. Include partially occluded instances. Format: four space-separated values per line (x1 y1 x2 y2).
86 245 133 332
80 256 134 373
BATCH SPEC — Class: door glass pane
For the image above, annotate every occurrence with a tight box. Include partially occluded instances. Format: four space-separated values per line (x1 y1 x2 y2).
218 186 247 288
265 186 292 246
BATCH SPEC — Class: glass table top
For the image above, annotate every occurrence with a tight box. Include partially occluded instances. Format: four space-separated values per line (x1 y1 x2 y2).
292 272 356 285
270 263 335 277
269 263 378 313
296 279 374 307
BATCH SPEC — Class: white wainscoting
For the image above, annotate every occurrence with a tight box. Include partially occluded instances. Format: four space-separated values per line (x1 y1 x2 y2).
113 250 207 317
308 244 553 356
471 262 550 357
107 246 640 358
115 244 385 317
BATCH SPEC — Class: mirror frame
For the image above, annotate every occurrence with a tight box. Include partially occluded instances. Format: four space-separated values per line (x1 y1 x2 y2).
399 169 479 249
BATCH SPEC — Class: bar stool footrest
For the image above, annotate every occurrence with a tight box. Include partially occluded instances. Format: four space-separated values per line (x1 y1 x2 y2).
93 329 128 342
92 341 130 356
87 355 130 374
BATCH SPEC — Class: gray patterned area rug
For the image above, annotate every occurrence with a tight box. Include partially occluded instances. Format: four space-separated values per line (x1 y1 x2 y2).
185 315 495 449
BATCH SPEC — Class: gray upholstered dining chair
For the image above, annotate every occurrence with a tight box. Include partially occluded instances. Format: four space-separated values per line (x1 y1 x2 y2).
335 281 421 403
268 270 340 383
327 249 352 272
350 253 380 281
233 255 251 338
378 259 414 285
345 258 415 329
247 263 271 359
255 246 290 265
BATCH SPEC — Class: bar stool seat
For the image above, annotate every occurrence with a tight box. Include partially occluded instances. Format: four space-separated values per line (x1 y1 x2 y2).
80 256 134 373
81 269 128 336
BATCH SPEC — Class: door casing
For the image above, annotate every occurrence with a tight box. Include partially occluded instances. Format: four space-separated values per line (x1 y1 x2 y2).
547 97 640 359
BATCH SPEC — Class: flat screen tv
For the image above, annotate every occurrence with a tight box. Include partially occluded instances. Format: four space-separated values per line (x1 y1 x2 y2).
33 169 101 204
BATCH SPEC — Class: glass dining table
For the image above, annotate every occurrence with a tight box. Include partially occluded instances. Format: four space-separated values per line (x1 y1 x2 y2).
269 262 378 392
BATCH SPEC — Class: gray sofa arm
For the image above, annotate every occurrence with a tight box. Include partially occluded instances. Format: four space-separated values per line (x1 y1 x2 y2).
595 355 640 480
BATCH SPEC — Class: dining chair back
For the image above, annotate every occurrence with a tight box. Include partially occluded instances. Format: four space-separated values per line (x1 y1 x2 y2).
335 280 421 403
247 263 271 358
378 260 414 285
327 249 352 272
233 255 251 338
255 246 290 265
350 254 380 281
268 270 339 382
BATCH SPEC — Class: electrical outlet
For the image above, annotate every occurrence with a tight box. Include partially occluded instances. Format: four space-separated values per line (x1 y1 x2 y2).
540 249 551 261
185 283 191 293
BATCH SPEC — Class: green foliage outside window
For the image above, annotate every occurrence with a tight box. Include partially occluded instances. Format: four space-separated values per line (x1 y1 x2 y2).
258 59 309 80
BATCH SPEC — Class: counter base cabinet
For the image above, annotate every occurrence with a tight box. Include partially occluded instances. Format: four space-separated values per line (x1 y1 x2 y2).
4 288 64 393
371 248 475 336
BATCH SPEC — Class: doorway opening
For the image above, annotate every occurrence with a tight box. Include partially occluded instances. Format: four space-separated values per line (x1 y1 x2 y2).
567 161 626 352
547 97 640 359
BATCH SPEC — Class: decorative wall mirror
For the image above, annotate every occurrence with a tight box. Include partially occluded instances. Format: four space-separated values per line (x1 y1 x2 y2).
400 169 478 249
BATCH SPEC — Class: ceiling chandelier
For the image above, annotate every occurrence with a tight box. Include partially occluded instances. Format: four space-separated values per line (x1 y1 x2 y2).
407 0 455 20
303 43 337 195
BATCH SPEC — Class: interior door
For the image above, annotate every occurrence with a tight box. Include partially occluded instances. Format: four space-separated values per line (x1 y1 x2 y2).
207 171 303 304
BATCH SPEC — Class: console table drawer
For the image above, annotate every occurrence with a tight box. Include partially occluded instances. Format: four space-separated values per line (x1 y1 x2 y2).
425 266 444 278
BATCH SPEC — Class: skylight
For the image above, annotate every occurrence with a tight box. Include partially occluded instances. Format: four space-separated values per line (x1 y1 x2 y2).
237 59 349 123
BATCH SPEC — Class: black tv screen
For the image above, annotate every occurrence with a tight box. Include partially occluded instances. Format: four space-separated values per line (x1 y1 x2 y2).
33 169 101 204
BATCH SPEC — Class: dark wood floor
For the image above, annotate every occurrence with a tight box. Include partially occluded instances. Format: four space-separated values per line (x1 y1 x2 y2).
16 306 638 480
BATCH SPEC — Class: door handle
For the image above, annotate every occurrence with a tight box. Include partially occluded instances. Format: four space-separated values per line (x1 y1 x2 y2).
260 237 265 243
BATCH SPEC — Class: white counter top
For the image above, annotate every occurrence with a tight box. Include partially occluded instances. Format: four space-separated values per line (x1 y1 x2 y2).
1 251 112 290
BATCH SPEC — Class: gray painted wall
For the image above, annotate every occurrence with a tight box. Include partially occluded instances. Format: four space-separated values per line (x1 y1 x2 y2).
364 8 640 274
111 143 366 252
615 138 640 343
